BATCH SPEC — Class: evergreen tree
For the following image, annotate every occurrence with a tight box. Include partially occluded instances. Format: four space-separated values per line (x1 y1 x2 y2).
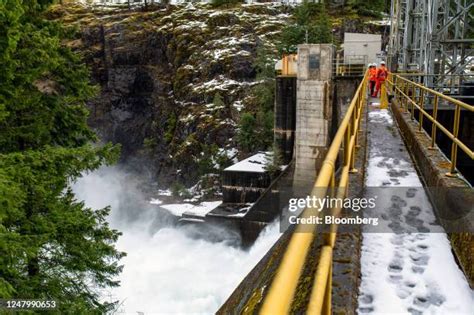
346 0 388 17
212 92 225 108
257 110 274 149
279 1 333 53
237 110 274 153
237 44 277 154
237 113 257 152
252 45 277 113
0 1 123 312
264 144 284 179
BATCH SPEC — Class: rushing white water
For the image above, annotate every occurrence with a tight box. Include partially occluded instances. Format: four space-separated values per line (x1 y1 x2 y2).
73 167 281 313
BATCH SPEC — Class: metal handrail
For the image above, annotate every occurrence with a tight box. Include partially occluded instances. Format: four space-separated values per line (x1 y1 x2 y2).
260 70 369 314
396 73 474 77
387 74 474 177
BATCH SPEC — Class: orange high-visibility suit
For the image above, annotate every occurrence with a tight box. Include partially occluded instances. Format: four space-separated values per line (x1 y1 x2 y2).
369 66 377 96
374 65 389 97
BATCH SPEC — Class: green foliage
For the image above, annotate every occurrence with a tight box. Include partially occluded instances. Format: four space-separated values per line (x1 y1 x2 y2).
259 110 274 148
143 137 157 153
212 92 225 108
237 112 257 152
345 0 388 17
196 144 232 176
170 181 191 199
0 0 123 312
164 112 177 143
237 45 276 153
237 111 273 153
210 0 242 8
197 144 218 176
211 92 226 119
278 1 332 54
264 145 284 179
214 149 233 170
252 45 277 113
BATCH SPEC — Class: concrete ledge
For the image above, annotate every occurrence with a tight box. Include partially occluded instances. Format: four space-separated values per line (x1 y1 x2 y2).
390 100 474 288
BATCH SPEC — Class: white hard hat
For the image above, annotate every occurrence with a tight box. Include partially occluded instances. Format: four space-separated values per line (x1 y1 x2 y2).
380 61 386 64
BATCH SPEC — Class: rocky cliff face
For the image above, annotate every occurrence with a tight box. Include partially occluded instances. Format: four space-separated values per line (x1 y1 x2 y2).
49 3 387 189
50 3 288 187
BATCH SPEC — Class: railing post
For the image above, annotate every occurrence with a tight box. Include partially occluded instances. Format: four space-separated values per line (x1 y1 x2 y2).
394 76 401 109
402 79 408 111
354 93 360 147
446 104 461 177
410 84 416 120
418 89 425 132
429 95 439 150
393 75 397 98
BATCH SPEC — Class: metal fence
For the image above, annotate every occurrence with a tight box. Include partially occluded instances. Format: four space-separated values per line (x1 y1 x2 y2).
332 55 368 77
387 74 474 177
394 73 474 100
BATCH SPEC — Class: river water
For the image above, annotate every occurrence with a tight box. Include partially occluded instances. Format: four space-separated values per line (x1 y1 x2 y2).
73 167 281 313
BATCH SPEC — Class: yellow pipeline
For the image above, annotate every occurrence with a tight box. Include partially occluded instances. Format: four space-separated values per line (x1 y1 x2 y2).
307 246 333 314
307 129 357 315
260 70 369 314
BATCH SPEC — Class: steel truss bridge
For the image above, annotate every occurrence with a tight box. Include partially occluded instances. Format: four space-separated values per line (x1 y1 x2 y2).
387 0 473 90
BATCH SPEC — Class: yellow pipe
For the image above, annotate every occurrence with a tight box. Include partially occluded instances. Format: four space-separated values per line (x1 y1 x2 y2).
259 232 315 314
308 141 353 311
306 246 333 314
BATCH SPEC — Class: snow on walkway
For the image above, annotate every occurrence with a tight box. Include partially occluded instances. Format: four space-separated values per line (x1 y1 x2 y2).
357 105 474 314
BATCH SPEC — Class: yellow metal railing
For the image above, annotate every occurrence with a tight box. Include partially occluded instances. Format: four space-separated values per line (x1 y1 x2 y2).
260 70 369 314
387 74 474 177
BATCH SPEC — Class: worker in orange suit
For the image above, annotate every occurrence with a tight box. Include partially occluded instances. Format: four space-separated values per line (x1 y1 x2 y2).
368 63 377 97
374 61 389 97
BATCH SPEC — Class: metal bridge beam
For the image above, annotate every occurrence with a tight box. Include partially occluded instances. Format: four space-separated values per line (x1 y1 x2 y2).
388 0 473 90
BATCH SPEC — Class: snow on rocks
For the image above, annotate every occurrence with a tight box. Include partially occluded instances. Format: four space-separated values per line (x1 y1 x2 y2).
193 75 258 93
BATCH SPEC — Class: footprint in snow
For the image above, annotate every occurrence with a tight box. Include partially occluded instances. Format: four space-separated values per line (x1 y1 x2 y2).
406 188 418 198
407 307 423 315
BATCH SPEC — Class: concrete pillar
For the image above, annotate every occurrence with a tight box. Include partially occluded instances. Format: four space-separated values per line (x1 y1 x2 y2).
294 44 334 187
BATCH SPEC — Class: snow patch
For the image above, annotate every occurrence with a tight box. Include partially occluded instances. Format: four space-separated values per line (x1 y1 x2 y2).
160 201 221 217
224 152 271 173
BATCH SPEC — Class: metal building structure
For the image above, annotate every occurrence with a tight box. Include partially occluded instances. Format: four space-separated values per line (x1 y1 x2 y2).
387 0 473 89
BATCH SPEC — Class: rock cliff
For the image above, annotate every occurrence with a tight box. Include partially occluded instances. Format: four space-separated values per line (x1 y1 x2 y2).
49 3 387 189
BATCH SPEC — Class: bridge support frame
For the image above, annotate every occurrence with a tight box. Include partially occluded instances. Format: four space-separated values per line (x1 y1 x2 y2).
388 0 473 90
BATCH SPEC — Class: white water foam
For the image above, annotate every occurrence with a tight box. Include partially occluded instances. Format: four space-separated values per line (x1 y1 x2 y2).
73 167 281 313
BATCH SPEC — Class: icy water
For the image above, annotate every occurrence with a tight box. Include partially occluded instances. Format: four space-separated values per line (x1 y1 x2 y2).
73 167 281 313
357 106 474 314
